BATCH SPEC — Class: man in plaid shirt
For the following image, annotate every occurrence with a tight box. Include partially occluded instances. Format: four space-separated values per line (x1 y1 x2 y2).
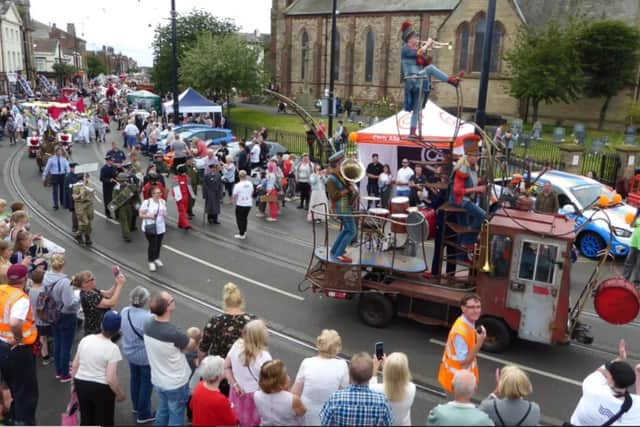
320 352 393 426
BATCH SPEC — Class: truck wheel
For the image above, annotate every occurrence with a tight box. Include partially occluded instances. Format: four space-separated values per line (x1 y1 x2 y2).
358 293 394 328
478 317 511 353
577 231 605 259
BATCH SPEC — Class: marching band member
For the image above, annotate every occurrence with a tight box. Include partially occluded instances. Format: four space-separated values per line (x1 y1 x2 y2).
326 151 356 263
72 172 95 246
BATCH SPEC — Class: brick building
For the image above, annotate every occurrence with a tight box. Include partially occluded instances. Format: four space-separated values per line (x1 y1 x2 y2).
87 45 138 75
271 0 640 128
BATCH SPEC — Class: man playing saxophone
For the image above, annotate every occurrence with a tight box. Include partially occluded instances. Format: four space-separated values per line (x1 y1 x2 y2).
326 151 357 263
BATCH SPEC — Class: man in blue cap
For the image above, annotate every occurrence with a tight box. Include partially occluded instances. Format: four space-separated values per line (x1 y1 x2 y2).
326 151 356 263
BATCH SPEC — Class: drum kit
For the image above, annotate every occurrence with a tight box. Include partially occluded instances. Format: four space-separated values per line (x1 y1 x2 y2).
360 195 433 252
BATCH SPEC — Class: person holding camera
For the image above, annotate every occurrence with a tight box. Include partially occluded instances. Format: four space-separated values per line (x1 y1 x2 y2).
438 293 486 394
74 269 126 336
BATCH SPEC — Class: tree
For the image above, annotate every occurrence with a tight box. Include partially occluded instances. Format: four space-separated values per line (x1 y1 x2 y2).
575 20 640 130
180 33 265 117
150 9 238 94
52 62 76 87
86 53 107 78
504 20 584 123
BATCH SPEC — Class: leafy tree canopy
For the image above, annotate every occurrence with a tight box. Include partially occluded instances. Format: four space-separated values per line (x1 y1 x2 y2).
150 9 238 94
179 33 265 104
504 20 584 122
86 53 107 78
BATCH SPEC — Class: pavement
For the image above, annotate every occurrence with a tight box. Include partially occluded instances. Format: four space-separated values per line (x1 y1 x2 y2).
0 119 638 425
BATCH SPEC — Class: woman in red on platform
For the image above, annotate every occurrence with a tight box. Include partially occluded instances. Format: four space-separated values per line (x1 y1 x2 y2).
190 355 238 426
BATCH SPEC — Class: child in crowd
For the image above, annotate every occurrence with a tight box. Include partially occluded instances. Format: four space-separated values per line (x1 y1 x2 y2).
186 326 202 373
28 269 51 365
0 199 8 223
9 201 24 213
0 223 8 241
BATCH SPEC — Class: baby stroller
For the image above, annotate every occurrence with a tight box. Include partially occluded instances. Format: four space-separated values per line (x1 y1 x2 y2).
277 102 287 114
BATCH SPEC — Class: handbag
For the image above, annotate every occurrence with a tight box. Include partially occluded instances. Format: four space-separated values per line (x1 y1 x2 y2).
60 385 79 426
143 200 160 235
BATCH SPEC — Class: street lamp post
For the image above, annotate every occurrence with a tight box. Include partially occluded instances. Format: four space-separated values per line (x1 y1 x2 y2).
171 0 179 125
327 0 338 146
475 0 497 130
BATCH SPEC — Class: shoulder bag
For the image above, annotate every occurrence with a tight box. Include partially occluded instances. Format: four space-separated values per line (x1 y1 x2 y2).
493 399 531 427
127 311 144 340
143 200 159 235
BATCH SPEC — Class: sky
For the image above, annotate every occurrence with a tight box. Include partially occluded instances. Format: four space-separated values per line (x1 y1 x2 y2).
30 0 272 67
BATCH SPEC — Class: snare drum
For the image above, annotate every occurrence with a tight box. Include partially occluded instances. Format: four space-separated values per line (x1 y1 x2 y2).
390 196 409 214
390 213 408 233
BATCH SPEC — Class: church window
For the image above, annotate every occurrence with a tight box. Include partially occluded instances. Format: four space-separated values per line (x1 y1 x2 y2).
471 13 502 73
365 30 374 82
301 31 309 80
456 22 470 72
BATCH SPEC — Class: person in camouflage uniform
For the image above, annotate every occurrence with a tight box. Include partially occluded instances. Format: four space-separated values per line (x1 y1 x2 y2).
123 162 142 232
185 156 201 218
72 173 95 245
111 172 137 242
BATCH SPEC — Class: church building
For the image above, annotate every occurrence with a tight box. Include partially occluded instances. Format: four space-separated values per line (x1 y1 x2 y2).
270 0 640 128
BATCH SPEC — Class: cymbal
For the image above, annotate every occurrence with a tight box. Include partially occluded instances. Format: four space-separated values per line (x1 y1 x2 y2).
362 196 381 201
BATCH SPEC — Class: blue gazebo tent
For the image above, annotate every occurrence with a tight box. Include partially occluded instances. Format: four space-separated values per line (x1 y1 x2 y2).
162 87 222 114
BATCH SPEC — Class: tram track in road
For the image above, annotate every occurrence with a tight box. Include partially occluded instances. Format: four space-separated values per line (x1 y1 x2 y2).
5 146 453 405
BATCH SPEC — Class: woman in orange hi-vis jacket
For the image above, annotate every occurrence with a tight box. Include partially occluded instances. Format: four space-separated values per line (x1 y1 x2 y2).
438 293 486 393
173 164 193 230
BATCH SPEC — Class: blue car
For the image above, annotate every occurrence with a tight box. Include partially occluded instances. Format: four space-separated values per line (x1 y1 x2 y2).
183 128 234 147
529 170 634 259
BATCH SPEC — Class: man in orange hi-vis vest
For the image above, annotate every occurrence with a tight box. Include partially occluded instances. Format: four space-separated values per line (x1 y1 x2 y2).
0 264 39 425
438 293 486 394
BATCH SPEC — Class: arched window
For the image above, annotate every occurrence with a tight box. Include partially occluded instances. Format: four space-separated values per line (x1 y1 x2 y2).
472 14 502 73
301 31 309 80
333 30 340 80
456 22 470 72
364 29 374 82
472 15 486 73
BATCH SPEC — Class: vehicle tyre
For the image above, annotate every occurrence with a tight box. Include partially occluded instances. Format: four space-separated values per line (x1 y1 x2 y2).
577 231 605 259
477 316 511 353
358 293 395 328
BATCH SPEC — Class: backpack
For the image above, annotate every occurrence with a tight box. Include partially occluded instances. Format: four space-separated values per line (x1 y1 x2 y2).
36 279 62 324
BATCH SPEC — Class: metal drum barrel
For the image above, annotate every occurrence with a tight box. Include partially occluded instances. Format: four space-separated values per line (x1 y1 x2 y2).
368 208 390 219
390 213 408 233
390 196 409 214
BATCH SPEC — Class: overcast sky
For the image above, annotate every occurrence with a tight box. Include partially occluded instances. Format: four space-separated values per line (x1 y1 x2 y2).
30 0 272 67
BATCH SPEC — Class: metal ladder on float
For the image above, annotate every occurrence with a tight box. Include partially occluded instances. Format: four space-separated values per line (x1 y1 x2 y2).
17 76 34 98
436 203 479 288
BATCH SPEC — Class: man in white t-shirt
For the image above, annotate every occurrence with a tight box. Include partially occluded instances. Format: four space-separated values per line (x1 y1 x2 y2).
395 158 415 197
571 340 640 426
250 140 262 170
144 291 197 426
232 170 255 239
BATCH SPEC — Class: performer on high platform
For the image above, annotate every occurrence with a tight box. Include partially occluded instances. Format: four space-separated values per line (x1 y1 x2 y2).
401 21 461 139
326 151 357 263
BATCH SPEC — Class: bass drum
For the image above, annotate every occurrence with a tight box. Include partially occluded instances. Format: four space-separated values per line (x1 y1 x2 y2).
406 208 437 241
594 277 640 325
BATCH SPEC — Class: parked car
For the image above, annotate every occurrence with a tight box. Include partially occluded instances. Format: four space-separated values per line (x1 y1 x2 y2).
182 128 234 147
222 141 287 162
528 170 634 259
158 124 211 142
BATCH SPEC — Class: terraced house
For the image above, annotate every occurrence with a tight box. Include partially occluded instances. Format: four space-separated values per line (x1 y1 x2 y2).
271 0 640 128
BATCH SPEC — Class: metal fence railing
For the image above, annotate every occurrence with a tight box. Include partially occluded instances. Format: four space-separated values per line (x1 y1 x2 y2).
581 152 620 186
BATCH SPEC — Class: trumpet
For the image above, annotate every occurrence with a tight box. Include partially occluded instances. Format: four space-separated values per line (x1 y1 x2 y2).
419 39 453 51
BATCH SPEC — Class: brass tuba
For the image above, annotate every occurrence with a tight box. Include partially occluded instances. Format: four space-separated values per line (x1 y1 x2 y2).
339 158 365 206
340 158 365 183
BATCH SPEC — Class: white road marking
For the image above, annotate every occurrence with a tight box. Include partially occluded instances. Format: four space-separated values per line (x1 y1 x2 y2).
429 338 582 387
93 210 119 225
163 244 305 301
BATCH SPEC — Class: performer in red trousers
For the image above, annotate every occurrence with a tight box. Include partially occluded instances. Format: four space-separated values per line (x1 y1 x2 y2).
173 164 193 229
